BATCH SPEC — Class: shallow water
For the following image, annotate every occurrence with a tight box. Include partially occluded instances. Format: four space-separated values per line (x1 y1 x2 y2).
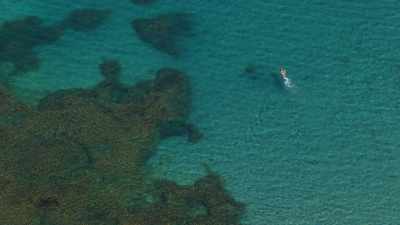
2 0 400 224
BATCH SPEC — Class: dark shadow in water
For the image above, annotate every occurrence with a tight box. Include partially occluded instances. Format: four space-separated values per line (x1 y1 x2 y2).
240 64 285 91
0 8 111 85
269 71 285 90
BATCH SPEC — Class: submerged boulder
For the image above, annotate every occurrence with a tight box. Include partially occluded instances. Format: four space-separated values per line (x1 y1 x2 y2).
132 12 193 56
121 169 245 225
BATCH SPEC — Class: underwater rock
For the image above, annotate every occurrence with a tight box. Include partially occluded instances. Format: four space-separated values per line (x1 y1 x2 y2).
115 67 191 126
0 16 63 45
121 169 244 225
36 195 60 209
0 62 16 82
0 85 15 109
190 172 245 224
150 68 191 123
0 16 64 75
158 120 188 138
0 84 31 127
1 90 157 224
186 123 203 143
153 68 188 91
61 8 111 32
159 121 203 143
38 65 191 125
94 59 124 102
0 62 244 225
0 84 14 115
0 10 110 77
99 58 122 83
37 88 96 111
132 12 192 56
131 0 156 5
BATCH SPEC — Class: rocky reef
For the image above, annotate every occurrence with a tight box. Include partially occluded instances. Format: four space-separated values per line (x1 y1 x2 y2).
0 16 64 75
0 8 111 80
0 60 243 225
132 12 193 56
122 170 244 225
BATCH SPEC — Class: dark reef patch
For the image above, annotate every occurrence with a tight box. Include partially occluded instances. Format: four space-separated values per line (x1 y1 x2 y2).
122 169 244 225
0 60 243 224
159 120 203 143
0 8 111 82
0 84 31 126
99 58 122 83
0 16 64 75
132 12 193 56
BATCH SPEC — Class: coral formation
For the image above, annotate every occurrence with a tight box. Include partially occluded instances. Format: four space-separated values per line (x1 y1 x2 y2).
0 60 242 225
132 12 193 56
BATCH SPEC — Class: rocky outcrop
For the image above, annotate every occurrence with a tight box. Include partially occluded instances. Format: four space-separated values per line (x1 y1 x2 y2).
0 60 231 225
121 170 244 225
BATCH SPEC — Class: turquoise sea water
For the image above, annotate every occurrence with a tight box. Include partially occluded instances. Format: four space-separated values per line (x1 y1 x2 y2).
2 0 400 224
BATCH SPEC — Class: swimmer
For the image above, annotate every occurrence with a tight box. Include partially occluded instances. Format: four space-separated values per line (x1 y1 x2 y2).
279 66 294 88
280 67 288 79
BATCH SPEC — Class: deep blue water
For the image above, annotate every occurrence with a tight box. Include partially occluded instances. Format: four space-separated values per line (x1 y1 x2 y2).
2 0 400 224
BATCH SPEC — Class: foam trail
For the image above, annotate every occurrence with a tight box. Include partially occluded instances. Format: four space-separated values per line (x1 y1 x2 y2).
283 77 294 88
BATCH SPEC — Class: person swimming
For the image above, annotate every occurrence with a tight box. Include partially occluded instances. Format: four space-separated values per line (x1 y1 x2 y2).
280 67 288 79
279 67 293 88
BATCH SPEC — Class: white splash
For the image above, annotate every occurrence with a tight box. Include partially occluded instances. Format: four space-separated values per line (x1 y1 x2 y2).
280 67 294 89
